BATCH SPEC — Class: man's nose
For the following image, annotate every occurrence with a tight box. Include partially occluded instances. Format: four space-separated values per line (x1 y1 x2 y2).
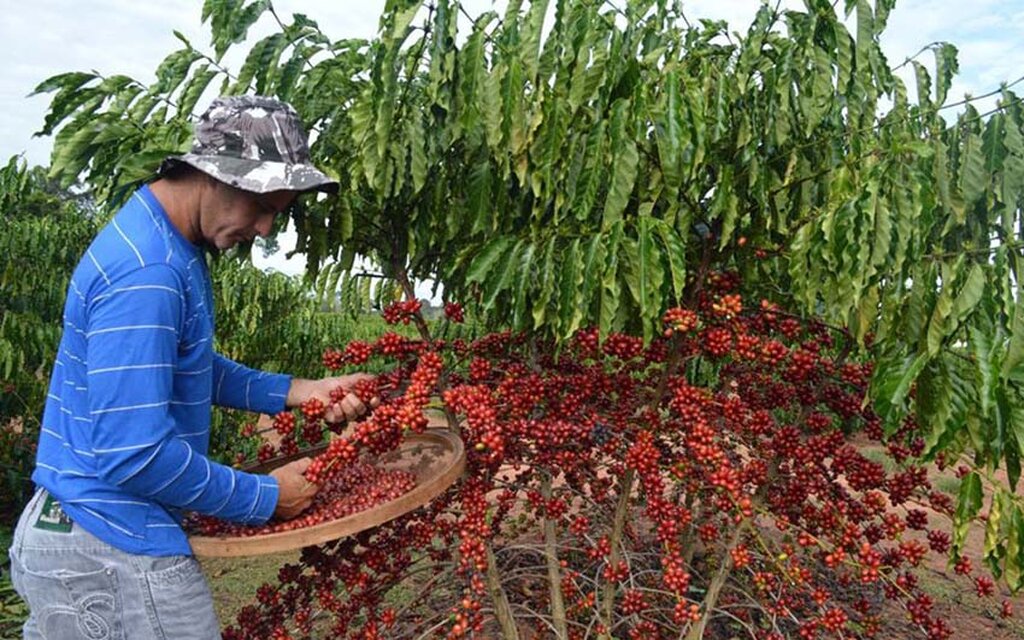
255 212 275 237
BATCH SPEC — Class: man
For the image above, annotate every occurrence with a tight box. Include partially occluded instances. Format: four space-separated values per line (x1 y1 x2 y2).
8 96 368 639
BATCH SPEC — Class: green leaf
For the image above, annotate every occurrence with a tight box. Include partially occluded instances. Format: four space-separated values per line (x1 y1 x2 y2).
533 235 557 329
602 100 638 228
855 0 874 71
577 233 606 334
1002 261 1024 381
873 351 928 427
1006 505 1024 591
912 60 932 109
654 69 684 191
599 221 624 336
178 65 218 116
925 286 954 357
654 219 687 302
511 241 536 328
984 491 1006 577
556 238 581 338
573 121 605 221
153 48 202 95
465 154 494 235
953 471 984 554
481 63 504 150
30 71 98 97
933 43 959 106
406 114 428 194
466 236 513 285
482 239 524 311
388 2 421 43
34 75 102 137
1008 399 1024 491
959 129 988 206
521 0 550 83
970 324 998 419
950 263 986 326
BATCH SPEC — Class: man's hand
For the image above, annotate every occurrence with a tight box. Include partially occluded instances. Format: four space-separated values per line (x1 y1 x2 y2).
286 373 379 423
270 457 318 520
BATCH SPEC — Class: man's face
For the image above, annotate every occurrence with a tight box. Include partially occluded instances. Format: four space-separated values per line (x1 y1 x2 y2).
200 182 298 251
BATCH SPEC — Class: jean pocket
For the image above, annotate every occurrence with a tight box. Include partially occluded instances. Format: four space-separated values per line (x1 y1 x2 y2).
17 563 124 640
144 556 220 639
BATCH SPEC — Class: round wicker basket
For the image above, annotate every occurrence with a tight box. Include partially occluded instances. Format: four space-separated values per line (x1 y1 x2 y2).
188 429 465 557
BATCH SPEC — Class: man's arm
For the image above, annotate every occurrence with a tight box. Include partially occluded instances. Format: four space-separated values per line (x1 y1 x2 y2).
211 353 291 415
213 352 375 423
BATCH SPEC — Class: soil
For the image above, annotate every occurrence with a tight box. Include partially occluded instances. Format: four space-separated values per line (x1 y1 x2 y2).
852 436 1024 638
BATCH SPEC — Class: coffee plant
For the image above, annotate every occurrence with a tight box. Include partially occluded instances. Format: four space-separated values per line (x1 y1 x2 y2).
0 157 100 520
26 0 1024 635
201 279 1011 638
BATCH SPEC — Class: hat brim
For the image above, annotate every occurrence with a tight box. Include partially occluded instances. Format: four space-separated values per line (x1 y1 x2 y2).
159 154 339 195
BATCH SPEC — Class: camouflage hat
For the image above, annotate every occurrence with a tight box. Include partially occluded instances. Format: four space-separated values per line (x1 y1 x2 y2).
159 95 338 195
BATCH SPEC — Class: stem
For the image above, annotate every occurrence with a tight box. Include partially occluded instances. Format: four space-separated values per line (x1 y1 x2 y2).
486 543 521 640
685 523 747 640
597 468 634 638
542 473 569 639
391 565 455 621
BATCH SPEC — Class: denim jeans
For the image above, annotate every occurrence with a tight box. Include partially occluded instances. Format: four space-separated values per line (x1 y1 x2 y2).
8 488 221 639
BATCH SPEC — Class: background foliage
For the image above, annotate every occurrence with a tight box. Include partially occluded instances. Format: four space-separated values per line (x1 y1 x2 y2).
0 157 99 520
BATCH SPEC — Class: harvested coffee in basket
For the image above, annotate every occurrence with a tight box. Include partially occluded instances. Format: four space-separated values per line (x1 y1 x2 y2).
185 461 417 538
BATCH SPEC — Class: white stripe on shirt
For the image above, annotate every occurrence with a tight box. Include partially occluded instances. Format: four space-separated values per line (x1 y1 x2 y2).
87 249 111 285
78 506 143 539
115 441 165 486
182 337 211 350
150 444 193 494
68 279 87 303
89 364 174 375
35 462 97 478
244 481 263 520
111 218 146 267
179 366 212 376
170 397 211 407
67 498 149 507
180 457 212 507
93 285 184 304
93 441 159 454
134 190 162 229
64 443 96 457
91 401 170 415
86 325 177 338
211 471 237 515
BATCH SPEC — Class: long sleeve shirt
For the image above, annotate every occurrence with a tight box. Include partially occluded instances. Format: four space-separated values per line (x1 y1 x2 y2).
32 184 291 556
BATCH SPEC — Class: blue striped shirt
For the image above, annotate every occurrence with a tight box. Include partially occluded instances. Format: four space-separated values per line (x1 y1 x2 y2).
33 185 290 556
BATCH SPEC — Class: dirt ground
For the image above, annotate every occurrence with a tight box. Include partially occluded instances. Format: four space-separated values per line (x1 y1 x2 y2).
853 436 1024 639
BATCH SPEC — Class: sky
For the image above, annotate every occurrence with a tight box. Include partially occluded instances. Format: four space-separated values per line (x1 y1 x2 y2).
2 0 1022 276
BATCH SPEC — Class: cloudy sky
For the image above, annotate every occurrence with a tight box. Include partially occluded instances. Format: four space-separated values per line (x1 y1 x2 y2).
2 0 1022 275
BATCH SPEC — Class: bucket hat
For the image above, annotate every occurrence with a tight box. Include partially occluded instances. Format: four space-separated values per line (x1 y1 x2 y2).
159 95 338 195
